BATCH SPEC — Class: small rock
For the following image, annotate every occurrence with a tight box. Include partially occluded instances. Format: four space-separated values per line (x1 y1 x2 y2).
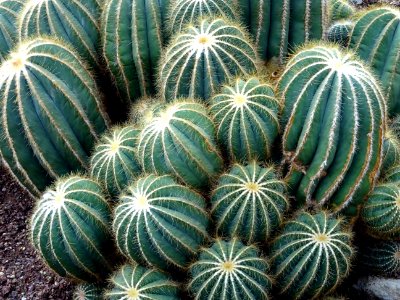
354 276 400 300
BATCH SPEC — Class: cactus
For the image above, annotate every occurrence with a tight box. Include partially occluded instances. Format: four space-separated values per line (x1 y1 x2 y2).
270 211 353 300
0 0 23 61
159 18 258 101
0 38 108 198
130 97 164 127
330 0 354 21
361 241 400 276
349 7 400 115
102 0 165 101
361 183 400 240
138 100 223 189
382 128 400 172
209 77 280 162
211 162 288 244
328 21 353 47
113 174 209 271
73 283 103 300
90 125 141 197
30 176 113 281
19 0 102 68
189 238 272 300
384 164 400 185
105 264 179 300
279 44 385 216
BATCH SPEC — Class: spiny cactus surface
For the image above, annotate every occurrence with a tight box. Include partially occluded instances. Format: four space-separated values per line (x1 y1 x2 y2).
330 0 355 21
382 128 400 172
327 21 353 46
361 241 400 276
384 164 400 184
73 283 103 300
0 0 23 61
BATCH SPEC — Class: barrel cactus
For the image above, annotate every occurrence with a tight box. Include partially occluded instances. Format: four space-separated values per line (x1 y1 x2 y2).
279 44 385 216
209 77 280 162
138 100 223 189
102 0 165 101
159 18 258 101
189 239 272 300
211 162 288 243
330 0 354 21
113 174 209 271
31 176 113 282
384 164 400 184
90 125 141 197
0 38 108 197
327 21 353 47
349 7 400 115
270 211 353 300
73 283 103 300
19 0 102 68
105 264 179 300
130 97 164 127
361 183 400 240
382 128 400 172
0 0 23 61
361 240 400 276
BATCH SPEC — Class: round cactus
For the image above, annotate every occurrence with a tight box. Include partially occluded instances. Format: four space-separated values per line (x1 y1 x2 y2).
384 164 400 184
113 174 209 271
73 283 103 300
159 18 258 101
270 211 353 300
279 44 385 216
0 38 108 197
330 0 354 21
138 100 223 189
211 162 288 244
349 7 400 115
0 0 23 61
130 97 164 127
31 176 113 281
361 241 400 276
189 239 272 300
90 125 141 197
19 0 102 67
327 21 353 47
209 77 280 162
361 183 400 240
382 129 400 172
102 0 165 101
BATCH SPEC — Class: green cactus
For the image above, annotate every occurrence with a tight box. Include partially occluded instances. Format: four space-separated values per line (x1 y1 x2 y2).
211 162 288 244
330 0 354 21
382 128 400 172
279 44 385 216
327 21 353 47
270 211 353 300
105 264 179 300
0 38 108 198
384 164 400 184
159 18 258 101
90 125 141 197
102 0 165 101
73 283 103 300
361 183 400 240
138 100 223 190
189 238 272 300
361 241 400 276
349 7 400 115
113 174 209 271
209 77 280 162
31 176 113 282
0 0 23 61
130 97 164 127
19 0 102 68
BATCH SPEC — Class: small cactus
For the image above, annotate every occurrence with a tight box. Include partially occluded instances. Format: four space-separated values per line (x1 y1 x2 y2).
327 21 353 46
0 0 23 61
105 264 179 300
73 283 103 300
189 238 272 300
30 176 113 281
361 240 400 276
270 211 353 300
209 77 280 162
384 164 400 185
382 128 400 172
330 0 355 21
211 162 288 244
113 174 209 271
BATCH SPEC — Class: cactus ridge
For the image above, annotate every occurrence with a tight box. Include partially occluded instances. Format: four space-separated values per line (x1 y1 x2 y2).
73 283 103 300
0 0 24 61
384 164 400 184
361 241 400 276
382 128 400 172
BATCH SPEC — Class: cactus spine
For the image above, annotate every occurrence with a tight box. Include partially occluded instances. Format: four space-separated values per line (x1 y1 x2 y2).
210 77 280 162
189 239 272 300
159 18 258 101
19 0 102 68
330 0 354 21
361 241 400 276
328 21 353 47
113 174 209 271
0 0 23 61
73 283 103 300
279 44 385 216
31 176 112 282
211 162 288 243
270 211 353 300
0 38 108 197
102 0 164 101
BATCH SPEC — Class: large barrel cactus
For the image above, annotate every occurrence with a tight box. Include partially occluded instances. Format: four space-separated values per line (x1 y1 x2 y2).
30 176 113 282
138 100 223 189
113 174 209 271
102 0 165 101
279 44 385 216
159 18 258 101
270 211 353 300
0 38 108 197
361 240 400 276
19 0 102 67
0 0 23 61
189 239 272 300
349 7 400 115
